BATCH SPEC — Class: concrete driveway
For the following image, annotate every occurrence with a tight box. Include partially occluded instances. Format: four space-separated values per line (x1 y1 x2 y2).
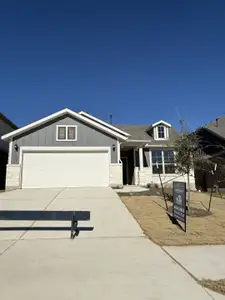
0 187 143 240
0 188 216 299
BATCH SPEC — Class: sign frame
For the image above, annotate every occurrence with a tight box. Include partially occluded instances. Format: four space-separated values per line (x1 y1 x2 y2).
173 181 187 232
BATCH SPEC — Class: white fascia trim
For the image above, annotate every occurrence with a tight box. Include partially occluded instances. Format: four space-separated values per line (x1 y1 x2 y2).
144 144 173 147
56 125 77 142
126 139 151 143
151 120 171 128
79 111 130 137
8 140 13 164
2 108 128 141
19 146 111 165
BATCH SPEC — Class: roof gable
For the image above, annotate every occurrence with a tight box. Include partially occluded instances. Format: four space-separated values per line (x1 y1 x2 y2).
150 120 171 128
1 108 128 141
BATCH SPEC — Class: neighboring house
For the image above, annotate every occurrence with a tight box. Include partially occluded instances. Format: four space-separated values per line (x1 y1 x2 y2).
0 113 18 189
195 117 225 191
1 108 195 190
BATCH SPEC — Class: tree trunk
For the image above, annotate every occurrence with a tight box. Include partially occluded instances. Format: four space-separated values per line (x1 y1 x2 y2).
187 172 191 215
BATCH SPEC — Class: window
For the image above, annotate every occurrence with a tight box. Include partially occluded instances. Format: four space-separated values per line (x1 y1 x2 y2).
143 149 149 167
152 150 175 174
58 126 66 140
68 126 76 140
152 150 163 174
135 150 139 167
56 125 77 141
158 126 165 139
153 125 169 140
164 150 175 174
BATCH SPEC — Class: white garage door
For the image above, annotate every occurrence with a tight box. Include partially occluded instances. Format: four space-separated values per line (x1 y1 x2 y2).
21 149 110 188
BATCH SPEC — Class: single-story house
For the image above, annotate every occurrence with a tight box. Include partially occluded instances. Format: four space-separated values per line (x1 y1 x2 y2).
1 108 195 190
0 113 18 189
195 116 225 191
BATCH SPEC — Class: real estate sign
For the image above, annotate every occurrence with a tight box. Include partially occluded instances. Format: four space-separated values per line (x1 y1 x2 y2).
173 181 186 231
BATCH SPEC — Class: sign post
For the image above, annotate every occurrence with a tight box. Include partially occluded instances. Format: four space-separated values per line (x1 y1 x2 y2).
156 162 168 211
173 181 187 232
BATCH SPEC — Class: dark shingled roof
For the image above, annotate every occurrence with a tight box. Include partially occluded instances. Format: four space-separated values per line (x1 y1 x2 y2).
114 124 180 145
203 117 225 140
0 112 18 129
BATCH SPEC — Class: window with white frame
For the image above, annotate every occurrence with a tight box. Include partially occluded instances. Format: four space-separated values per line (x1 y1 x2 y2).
154 125 169 140
157 126 165 139
152 150 163 174
164 150 175 174
56 125 77 141
152 150 175 174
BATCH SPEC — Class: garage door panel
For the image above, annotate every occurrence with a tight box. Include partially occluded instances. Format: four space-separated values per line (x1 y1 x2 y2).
22 151 109 188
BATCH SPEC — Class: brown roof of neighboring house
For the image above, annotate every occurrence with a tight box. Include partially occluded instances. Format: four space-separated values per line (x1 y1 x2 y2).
0 112 18 130
203 117 225 140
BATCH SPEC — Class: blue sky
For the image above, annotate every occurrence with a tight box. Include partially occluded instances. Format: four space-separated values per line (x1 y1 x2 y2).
0 0 225 130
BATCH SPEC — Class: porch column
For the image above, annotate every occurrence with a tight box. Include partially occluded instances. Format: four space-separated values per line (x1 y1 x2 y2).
117 140 121 163
139 147 143 169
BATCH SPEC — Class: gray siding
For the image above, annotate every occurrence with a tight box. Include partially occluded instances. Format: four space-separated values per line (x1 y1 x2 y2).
0 119 14 153
12 115 118 164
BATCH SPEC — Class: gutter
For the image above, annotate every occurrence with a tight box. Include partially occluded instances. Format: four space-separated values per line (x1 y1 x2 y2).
124 139 174 148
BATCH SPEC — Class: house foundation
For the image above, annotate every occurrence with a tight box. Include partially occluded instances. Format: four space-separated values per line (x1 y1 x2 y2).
5 164 21 191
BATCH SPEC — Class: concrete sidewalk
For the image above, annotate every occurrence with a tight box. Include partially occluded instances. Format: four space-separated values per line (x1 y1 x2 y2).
164 245 225 299
164 245 225 280
0 237 214 300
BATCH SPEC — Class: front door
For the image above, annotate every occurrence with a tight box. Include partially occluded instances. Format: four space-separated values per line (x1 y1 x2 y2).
121 157 128 185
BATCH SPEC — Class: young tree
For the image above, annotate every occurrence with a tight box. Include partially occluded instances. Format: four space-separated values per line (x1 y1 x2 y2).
173 121 210 214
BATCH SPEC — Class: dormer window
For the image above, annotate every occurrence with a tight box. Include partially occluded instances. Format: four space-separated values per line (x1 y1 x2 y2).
146 120 171 140
155 125 169 140
157 126 165 139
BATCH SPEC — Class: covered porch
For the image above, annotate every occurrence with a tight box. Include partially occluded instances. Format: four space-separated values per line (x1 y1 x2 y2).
120 141 145 185
119 142 195 189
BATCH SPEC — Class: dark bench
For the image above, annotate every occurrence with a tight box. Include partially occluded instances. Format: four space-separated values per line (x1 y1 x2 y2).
0 210 91 239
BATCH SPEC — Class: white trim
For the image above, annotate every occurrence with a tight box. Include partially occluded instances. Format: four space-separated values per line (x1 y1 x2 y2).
56 125 77 141
145 144 173 147
151 120 171 128
139 147 143 170
117 140 121 163
162 150 165 174
79 111 130 137
8 140 13 164
149 149 152 168
19 146 111 165
126 139 151 143
2 108 128 141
